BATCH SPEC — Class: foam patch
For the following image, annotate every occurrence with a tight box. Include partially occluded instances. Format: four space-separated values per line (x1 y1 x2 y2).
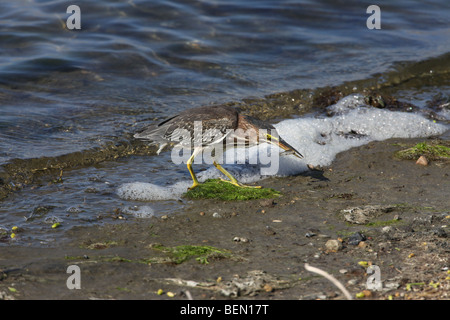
117 181 190 201
122 205 155 218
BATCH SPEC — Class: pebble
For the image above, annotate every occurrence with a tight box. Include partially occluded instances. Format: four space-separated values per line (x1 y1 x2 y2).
233 236 249 243
325 239 343 251
362 289 372 297
263 284 273 292
381 226 393 234
357 241 367 248
416 155 428 166
348 232 366 245
212 212 222 218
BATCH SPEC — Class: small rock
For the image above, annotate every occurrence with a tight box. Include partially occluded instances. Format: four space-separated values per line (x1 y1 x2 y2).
339 269 348 274
263 284 273 292
357 241 367 248
233 236 249 243
325 239 343 252
381 226 393 234
348 232 366 245
212 212 222 218
416 155 428 166
305 232 316 238
362 289 372 298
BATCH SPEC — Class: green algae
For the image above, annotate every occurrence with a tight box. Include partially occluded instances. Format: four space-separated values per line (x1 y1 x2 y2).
395 141 450 161
184 179 281 201
148 244 233 265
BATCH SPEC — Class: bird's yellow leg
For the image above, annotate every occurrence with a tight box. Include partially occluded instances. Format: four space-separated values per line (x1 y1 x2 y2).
213 161 261 189
187 148 202 190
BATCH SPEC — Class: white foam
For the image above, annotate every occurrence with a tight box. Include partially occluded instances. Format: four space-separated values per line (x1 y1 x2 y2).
118 95 449 201
122 205 155 218
117 181 191 201
275 103 448 169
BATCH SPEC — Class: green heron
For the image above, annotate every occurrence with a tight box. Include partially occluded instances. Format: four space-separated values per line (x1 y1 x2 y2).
134 105 303 189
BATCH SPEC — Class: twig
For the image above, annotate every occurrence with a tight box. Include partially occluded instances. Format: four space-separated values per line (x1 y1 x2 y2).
184 290 194 300
304 263 353 300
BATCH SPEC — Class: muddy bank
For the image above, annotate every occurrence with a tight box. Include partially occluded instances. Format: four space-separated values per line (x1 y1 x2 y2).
1 136 449 300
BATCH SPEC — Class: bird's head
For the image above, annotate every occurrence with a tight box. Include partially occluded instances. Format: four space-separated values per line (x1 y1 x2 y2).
262 132 304 159
242 115 304 159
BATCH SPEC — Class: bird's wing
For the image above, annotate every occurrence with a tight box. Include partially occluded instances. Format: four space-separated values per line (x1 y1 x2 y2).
134 105 239 147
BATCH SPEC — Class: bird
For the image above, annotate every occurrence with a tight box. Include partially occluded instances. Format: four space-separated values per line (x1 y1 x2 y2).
134 105 303 190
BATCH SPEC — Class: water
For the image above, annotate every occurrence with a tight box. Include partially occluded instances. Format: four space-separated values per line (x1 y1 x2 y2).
0 0 449 246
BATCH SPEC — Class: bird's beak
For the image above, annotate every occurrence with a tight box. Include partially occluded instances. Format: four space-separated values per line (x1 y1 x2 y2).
266 134 304 159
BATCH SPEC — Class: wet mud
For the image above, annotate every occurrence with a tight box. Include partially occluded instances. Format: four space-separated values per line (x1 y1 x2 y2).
1 137 449 300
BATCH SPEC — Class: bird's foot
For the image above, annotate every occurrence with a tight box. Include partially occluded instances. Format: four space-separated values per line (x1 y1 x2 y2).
188 182 200 190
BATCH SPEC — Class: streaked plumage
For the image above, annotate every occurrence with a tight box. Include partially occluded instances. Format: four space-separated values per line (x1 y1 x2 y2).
134 105 303 189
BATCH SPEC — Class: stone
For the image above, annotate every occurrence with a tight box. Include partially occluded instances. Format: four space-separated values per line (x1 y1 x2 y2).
416 155 428 166
325 239 343 251
381 226 393 234
348 232 366 245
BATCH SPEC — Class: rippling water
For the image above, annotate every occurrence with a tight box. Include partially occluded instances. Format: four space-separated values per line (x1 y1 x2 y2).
0 0 449 245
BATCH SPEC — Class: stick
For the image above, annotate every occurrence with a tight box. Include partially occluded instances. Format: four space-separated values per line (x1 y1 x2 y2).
304 263 353 300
